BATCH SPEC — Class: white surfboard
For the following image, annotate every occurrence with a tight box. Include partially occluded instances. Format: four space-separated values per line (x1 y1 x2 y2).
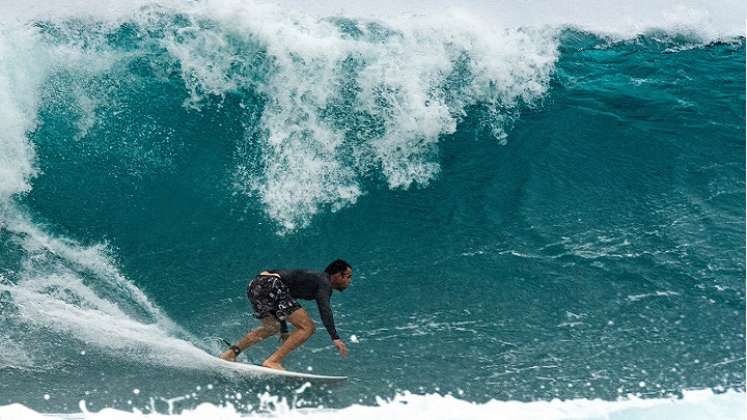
215 357 348 383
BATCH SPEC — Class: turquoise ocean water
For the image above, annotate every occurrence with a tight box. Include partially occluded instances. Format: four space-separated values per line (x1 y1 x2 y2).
0 1 744 418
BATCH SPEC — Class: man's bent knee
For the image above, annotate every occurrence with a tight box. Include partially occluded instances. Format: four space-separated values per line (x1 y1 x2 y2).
297 315 314 332
297 319 315 338
286 309 315 336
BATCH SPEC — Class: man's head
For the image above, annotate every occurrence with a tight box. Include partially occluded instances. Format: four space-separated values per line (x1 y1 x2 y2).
325 259 352 291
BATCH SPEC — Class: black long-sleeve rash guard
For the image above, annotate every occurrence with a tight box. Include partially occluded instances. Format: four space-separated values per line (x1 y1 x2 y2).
269 269 340 340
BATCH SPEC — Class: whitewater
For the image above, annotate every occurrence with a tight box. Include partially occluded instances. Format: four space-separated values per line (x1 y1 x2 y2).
0 0 744 419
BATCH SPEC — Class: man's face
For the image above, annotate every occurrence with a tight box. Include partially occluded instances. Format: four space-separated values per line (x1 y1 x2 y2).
334 267 352 291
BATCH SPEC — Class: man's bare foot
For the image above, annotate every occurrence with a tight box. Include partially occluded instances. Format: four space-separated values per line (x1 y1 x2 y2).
262 360 284 370
219 350 236 362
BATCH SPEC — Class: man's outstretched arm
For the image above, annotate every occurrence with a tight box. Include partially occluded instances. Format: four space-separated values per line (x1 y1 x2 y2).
316 292 348 358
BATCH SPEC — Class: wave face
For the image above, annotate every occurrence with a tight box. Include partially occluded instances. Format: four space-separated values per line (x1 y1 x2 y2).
0 0 744 417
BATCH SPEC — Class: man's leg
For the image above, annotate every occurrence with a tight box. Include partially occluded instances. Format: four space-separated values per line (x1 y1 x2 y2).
219 316 280 361
262 308 315 370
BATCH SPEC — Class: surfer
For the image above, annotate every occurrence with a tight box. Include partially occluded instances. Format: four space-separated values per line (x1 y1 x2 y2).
219 259 352 370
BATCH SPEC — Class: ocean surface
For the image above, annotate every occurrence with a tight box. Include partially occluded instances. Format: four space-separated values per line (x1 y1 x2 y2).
0 1 745 418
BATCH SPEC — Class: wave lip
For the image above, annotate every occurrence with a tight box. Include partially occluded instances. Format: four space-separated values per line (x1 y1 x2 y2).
212 4 561 230
0 23 43 199
0 0 560 231
2 0 743 230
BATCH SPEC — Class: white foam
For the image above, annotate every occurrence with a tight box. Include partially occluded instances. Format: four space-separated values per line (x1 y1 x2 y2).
1 0 742 229
0 207 224 371
0 389 743 420
0 0 560 230
0 23 43 199
0 0 164 25
3 0 743 37
275 0 745 40
154 1 558 230
0 332 34 369
0 17 121 202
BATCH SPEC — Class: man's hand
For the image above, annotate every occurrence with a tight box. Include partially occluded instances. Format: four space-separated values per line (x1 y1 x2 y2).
279 332 290 342
333 339 348 358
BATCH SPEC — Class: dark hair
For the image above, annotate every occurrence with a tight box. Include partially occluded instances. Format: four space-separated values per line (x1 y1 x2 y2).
324 259 351 275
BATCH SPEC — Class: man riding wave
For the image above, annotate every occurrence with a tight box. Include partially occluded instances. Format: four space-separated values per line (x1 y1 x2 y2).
219 259 352 370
